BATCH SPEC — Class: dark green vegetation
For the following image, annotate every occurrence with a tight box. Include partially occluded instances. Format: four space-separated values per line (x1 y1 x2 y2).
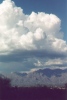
0 77 67 100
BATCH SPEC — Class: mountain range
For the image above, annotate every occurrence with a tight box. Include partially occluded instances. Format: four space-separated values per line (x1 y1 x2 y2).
1 68 67 87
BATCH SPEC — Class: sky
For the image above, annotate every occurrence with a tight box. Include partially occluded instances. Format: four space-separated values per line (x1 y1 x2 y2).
0 0 67 73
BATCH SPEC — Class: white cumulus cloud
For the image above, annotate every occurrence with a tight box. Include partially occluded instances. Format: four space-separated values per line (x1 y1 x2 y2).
0 0 67 55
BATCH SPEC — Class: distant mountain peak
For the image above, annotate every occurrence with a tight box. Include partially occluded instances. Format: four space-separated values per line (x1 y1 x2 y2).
2 68 67 87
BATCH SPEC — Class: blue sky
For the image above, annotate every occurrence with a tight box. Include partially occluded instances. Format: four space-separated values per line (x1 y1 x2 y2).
0 0 67 73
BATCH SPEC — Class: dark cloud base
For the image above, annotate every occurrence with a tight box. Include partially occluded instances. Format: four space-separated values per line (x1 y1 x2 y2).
0 50 66 62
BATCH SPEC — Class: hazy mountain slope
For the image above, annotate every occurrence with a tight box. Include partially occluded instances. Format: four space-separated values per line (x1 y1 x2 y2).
2 68 67 87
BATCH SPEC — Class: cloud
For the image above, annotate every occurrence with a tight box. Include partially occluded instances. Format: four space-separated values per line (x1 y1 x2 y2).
33 58 67 70
34 60 43 67
0 0 66 54
0 0 67 72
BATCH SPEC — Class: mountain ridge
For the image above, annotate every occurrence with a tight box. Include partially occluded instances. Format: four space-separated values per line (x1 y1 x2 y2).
1 68 67 87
